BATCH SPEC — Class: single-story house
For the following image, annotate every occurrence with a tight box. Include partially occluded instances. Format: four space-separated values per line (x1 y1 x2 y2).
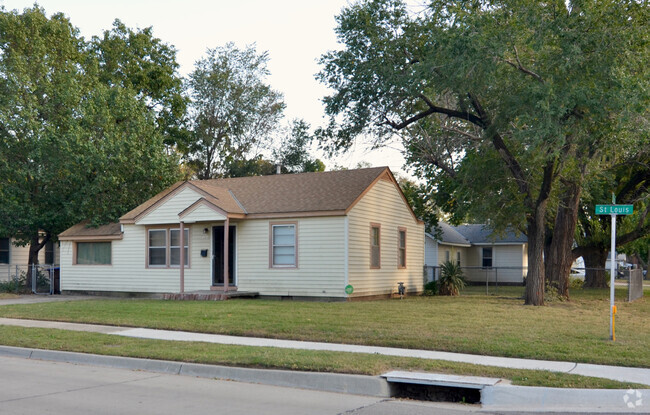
59 167 425 299
425 223 527 284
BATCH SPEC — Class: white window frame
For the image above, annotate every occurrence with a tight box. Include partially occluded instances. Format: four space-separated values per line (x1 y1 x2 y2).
270 222 297 268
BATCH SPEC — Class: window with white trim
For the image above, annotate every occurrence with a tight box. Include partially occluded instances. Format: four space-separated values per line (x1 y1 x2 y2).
456 251 461 266
482 247 493 268
272 224 296 267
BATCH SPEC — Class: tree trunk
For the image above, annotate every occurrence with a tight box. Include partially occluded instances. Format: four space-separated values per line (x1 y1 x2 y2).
26 233 49 289
525 204 547 306
545 183 581 299
26 234 41 289
582 247 609 288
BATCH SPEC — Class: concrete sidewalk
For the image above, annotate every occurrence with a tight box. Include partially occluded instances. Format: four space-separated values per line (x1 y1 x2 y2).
0 317 648 386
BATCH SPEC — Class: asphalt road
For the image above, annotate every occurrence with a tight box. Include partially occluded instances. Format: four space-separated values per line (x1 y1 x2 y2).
0 356 493 415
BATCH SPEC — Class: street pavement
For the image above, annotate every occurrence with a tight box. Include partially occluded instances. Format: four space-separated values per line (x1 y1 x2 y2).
0 356 627 415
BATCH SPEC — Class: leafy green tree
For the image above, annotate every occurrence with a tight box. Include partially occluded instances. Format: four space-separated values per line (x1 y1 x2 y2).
185 43 285 179
274 119 325 173
90 20 188 148
0 6 180 282
318 0 649 305
396 175 438 234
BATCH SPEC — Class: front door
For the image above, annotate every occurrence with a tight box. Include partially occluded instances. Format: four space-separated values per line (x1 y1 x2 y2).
212 225 236 286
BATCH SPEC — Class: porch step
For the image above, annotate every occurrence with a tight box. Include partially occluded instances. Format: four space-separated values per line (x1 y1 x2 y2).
162 291 259 301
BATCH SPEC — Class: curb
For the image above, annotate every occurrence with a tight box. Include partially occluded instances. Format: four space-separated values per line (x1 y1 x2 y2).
0 345 391 398
482 385 650 413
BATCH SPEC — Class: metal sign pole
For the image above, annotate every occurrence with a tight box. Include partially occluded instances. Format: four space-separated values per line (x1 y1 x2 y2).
610 212 616 341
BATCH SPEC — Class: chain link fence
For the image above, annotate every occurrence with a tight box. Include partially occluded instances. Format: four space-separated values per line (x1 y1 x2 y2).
0 264 59 295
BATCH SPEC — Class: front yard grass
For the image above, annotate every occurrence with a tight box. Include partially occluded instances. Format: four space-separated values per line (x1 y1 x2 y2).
0 325 644 389
0 286 647 368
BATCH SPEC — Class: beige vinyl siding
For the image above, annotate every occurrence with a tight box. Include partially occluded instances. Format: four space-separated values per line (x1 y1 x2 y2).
463 245 526 284
60 223 212 293
347 179 425 297
182 204 226 223
0 239 60 280
236 216 346 297
136 187 203 225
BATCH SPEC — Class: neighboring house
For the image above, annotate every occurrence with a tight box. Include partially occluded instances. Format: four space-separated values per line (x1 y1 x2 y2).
425 223 528 284
0 236 59 279
59 167 425 299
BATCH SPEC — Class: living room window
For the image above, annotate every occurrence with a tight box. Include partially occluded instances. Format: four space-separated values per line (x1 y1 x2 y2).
76 242 111 265
147 228 189 268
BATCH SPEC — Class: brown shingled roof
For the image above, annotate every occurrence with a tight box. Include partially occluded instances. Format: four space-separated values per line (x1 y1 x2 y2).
202 166 389 214
59 221 123 241
119 167 391 223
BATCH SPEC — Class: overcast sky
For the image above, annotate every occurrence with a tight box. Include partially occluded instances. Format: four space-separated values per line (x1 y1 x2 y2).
0 0 408 175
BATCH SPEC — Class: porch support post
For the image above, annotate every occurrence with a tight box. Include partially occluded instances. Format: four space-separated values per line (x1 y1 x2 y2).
179 221 185 294
223 216 229 292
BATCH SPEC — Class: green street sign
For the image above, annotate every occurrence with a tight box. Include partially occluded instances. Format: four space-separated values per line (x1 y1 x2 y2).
345 284 354 295
595 205 634 215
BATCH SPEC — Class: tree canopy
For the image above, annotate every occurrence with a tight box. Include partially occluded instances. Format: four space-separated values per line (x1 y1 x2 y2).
185 43 285 179
0 6 181 270
318 0 649 305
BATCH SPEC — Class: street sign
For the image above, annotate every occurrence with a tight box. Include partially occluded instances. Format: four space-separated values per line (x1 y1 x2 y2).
595 205 633 215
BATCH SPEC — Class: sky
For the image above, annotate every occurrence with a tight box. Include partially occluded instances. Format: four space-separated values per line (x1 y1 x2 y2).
0 0 409 176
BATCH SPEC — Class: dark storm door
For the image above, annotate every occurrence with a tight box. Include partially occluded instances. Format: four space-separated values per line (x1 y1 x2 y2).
212 225 236 286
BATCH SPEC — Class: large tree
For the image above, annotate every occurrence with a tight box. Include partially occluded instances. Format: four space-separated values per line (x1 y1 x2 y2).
318 0 648 305
185 43 285 179
90 20 188 148
0 6 180 281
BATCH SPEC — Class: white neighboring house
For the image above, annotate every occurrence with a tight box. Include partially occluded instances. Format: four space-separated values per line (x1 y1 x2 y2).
0 236 59 281
59 167 425 299
425 223 528 284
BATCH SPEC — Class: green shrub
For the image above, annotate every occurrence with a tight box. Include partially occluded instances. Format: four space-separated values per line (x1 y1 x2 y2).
438 261 466 296
423 280 438 296
569 277 584 289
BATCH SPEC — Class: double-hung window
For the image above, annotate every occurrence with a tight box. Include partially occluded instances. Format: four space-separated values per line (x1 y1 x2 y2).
456 251 461 267
0 238 10 264
271 223 296 267
370 223 381 269
482 247 493 268
148 228 189 268
397 228 407 269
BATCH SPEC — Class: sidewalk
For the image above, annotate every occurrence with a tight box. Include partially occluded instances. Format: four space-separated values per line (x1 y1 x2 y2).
0 317 648 386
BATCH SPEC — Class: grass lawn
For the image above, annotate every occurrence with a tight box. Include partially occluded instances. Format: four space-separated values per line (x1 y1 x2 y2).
0 325 644 389
0 286 647 369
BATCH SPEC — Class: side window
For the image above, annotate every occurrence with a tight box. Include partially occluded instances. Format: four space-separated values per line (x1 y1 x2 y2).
76 242 111 265
398 228 407 269
456 251 461 267
0 238 9 264
370 224 381 269
271 224 297 267
482 247 493 268
445 250 450 263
